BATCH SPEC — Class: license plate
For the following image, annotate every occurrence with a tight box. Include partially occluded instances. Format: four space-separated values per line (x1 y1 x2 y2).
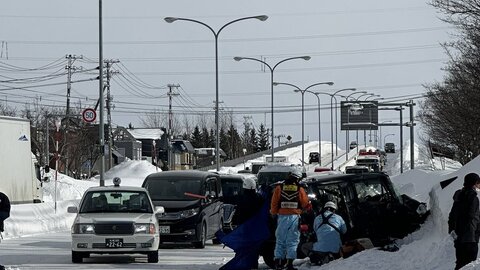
159 226 170 234
105 238 123 248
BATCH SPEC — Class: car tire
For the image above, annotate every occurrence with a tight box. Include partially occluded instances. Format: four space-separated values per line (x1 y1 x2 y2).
147 251 159 263
72 251 84 263
212 219 223 245
193 222 206 249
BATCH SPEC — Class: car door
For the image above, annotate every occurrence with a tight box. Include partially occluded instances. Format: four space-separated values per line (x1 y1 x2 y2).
204 177 223 238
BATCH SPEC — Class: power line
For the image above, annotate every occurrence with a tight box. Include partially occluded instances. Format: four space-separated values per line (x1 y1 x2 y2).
6 26 451 45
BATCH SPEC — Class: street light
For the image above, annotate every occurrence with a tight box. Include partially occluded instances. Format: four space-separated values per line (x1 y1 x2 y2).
355 93 375 146
273 81 334 166
379 120 392 148
342 91 366 160
165 15 268 172
234 56 311 161
383 133 395 146
331 88 356 163
365 94 381 101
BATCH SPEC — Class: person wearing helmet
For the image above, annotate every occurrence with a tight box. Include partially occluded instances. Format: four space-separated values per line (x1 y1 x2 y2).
270 169 310 270
301 201 347 266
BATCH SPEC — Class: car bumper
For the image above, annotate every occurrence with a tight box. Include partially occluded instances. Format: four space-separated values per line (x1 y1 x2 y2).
71 234 159 253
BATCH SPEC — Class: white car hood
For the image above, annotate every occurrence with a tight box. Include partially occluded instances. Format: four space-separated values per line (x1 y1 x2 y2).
74 213 155 224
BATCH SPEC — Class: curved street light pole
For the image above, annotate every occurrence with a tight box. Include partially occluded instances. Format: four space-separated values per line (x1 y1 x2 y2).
273 81 334 166
384 133 395 146
165 15 268 172
364 94 380 146
379 120 392 148
331 88 356 162
365 94 381 101
342 91 367 160
234 56 311 161
355 93 375 146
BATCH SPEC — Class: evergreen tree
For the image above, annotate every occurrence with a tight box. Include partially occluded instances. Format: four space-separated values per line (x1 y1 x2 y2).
209 128 215 148
219 127 229 159
201 127 210 148
249 128 258 153
227 124 241 159
257 124 270 151
190 125 202 147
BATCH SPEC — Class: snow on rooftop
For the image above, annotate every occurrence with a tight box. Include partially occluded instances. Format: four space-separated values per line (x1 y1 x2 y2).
126 128 163 140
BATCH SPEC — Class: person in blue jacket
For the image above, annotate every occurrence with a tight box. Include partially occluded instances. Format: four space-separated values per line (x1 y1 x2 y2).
301 201 347 265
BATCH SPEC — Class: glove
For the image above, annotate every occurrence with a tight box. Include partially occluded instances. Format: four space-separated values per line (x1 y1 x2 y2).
450 230 457 240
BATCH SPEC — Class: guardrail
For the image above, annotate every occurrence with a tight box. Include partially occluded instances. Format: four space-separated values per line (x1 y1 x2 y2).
197 140 307 171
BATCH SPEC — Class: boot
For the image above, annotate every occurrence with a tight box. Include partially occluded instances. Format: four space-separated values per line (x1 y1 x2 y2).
286 259 297 270
274 258 283 270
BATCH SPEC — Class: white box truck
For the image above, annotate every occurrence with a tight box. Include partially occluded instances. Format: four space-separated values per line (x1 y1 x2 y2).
0 116 43 203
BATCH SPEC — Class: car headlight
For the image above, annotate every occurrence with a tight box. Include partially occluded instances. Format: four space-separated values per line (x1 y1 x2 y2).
134 223 156 234
72 224 95 234
178 208 199 218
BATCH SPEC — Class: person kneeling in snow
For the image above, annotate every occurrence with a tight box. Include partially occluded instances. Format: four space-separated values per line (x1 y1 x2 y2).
301 201 346 266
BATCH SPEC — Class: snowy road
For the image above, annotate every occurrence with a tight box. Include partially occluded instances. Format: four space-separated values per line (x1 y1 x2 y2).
0 231 235 270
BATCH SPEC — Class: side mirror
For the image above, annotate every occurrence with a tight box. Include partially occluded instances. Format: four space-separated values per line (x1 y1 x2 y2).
44 165 50 173
155 206 165 214
67 206 78 213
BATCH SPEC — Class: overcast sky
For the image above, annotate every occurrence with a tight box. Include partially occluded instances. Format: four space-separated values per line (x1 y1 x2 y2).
1 0 452 149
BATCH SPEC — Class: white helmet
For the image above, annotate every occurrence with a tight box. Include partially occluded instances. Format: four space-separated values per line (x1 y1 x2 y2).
324 201 337 210
242 177 257 190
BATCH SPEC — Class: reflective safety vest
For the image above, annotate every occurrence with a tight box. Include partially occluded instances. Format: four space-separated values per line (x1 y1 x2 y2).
279 183 300 209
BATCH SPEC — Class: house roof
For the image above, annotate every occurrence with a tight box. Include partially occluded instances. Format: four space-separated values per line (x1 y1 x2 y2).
172 140 195 153
126 128 164 140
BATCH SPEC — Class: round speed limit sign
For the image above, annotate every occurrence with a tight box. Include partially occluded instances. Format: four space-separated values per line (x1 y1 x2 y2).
82 108 97 123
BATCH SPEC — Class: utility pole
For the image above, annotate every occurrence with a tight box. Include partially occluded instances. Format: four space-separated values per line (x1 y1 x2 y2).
64 54 82 175
167 84 180 170
104 59 119 170
408 100 416 170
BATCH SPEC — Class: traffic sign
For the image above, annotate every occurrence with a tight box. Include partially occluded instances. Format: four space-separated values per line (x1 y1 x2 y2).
82 108 96 123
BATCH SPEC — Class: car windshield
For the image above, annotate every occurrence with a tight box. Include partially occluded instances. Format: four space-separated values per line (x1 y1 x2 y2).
79 191 153 213
257 171 290 186
354 180 390 203
144 178 202 201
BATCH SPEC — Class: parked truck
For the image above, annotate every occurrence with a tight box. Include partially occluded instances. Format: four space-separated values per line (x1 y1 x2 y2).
0 116 43 203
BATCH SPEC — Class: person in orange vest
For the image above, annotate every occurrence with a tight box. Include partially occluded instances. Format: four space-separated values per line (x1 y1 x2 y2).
270 169 310 270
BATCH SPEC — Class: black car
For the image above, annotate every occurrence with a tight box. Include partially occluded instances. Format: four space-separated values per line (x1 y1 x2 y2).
142 170 224 248
300 173 428 247
258 172 429 268
308 152 320 164
385 143 395 153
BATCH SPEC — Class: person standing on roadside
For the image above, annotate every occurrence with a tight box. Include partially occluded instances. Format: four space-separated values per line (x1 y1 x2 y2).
270 169 310 270
448 173 480 270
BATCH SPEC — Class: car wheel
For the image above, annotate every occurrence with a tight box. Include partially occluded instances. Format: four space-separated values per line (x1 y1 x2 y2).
212 219 223 245
147 251 159 263
72 251 84 263
193 222 206 249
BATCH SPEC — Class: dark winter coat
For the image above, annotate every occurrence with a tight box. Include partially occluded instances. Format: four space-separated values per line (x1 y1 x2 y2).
0 192 11 232
233 189 263 225
448 187 480 243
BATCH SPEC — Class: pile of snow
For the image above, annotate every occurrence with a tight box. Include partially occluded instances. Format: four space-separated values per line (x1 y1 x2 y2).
5 142 480 269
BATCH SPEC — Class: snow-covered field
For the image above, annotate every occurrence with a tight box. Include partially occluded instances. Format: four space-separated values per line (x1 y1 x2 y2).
4 141 480 269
